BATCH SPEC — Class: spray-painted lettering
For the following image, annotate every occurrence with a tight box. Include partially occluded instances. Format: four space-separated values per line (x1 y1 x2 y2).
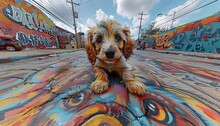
154 14 220 54
3 4 56 36
39 36 52 47
169 23 220 53
16 32 52 47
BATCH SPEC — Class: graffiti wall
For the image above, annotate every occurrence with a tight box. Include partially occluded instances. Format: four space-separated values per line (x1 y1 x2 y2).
0 0 59 49
154 12 220 54
56 26 73 49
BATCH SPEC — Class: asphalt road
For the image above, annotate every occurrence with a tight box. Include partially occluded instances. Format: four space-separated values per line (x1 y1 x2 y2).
0 50 219 126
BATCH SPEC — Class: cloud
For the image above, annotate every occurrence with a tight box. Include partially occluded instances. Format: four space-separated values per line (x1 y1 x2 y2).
130 27 139 38
154 0 202 29
132 14 150 28
114 0 159 19
113 0 158 38
87 18 96 27
96 9 109 21
96 9 115 22
86 9 115 29
109 15 115 20
77 22 89 33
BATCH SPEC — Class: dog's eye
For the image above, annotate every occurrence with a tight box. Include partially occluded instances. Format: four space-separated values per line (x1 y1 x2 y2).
97 37 102 44
115 35 121 43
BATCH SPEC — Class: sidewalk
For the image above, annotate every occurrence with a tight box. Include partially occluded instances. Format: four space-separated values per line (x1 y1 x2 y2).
145 48 220 60
0 49 83 63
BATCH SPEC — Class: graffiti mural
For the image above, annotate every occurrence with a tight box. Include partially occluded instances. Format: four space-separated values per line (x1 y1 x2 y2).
56 26 72 49
154 12 220 54
0 50 219 125
0 0 58 49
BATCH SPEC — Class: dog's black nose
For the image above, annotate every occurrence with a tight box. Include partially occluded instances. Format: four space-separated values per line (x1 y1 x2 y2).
105 49 115 59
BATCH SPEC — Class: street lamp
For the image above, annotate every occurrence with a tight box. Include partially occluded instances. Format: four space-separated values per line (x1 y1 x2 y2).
157 11 176 29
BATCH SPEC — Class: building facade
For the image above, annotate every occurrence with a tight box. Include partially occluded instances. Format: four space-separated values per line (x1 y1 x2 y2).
152 12 220 54
0 0 73 49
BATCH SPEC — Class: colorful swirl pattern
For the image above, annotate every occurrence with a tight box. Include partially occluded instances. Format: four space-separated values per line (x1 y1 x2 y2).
0 51 220 126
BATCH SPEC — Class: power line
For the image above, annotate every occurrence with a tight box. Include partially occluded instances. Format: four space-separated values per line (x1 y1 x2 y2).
29 0 74 32
31 0 73 26
156 0 218 27
177 0 199 12
43 0 73 23
156 0 199 24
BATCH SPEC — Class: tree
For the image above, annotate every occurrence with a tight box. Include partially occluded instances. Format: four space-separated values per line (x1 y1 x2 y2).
143 22 160 37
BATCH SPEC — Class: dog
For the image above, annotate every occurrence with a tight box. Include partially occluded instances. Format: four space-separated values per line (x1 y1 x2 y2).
85 19 146 95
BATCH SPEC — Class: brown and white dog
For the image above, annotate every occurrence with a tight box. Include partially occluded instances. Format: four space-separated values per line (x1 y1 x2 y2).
85 19 146 95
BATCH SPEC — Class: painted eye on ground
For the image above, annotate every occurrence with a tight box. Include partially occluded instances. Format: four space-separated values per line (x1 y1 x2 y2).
63 92 85 108
143 99 175 125
97 36 102 44
115 35 121 43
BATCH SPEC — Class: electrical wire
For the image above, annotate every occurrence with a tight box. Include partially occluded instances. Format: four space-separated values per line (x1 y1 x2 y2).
155 0 199 24
29 0 75 32
43 0 73 23
156 0 218 27
176 0 199 13
31 0 72 26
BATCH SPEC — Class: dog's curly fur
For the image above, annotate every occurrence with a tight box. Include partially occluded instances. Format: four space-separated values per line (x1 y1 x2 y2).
85 19 146 95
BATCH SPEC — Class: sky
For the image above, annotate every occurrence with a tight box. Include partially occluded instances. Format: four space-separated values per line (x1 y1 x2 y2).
27 0 220 39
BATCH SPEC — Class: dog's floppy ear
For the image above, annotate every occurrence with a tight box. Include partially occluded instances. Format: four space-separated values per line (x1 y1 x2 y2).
123 27 134 60
85 30 96 65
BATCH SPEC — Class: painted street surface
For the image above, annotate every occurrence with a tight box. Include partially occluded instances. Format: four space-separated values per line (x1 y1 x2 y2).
0 50 219 126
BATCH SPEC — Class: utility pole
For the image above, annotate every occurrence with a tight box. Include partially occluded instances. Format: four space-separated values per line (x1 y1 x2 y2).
138 11 146 41
79 27 81 48
67 0 79 48
170 11 176 29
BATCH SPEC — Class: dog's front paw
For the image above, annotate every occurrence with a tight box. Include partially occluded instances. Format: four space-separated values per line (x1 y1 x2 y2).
91 81 109 94
127 81 146 95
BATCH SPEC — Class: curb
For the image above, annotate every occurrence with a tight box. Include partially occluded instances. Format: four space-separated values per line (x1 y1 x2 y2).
0 49 82 64
145 49 220 60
